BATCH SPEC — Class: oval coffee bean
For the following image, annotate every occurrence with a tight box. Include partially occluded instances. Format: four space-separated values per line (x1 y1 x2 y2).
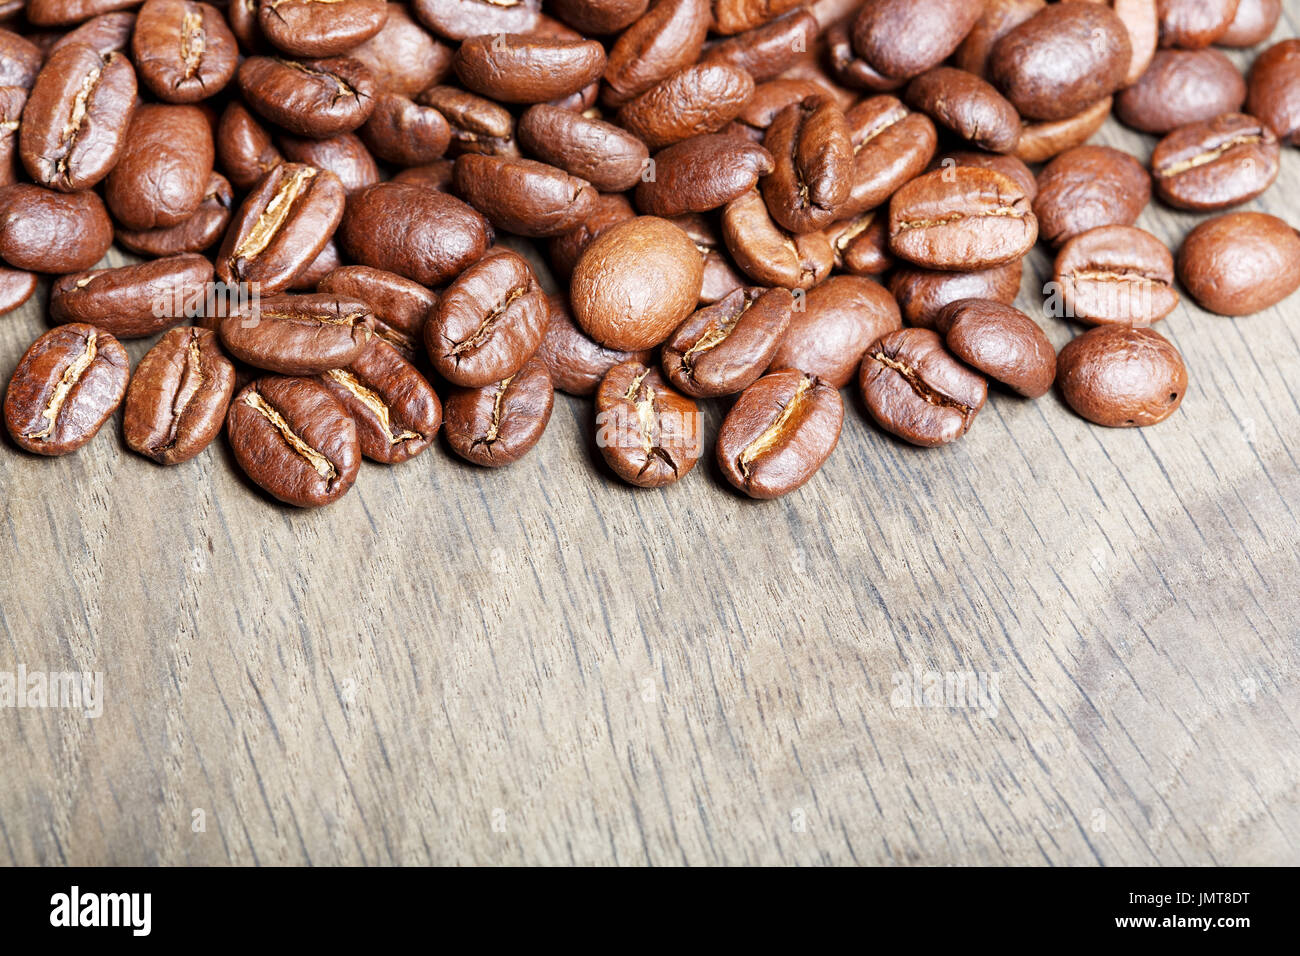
117 172 233 257
1053 225 1179 327
49 12 137 57
319 338 441 464
711 0 799 34
935 151 1037 200
717 369 842 499
934 299 1055 399
1116 49 1245 135
841 95 937 217
123 326 236 464
662 286 792 397
1056 326 1186 427
536 293 652 396
635 133 774 216
452 154 597 237
0 29 42 88
595 360 702 487
0 184 113 273
1034 145 1150 248
290 240 343 291
1014 96 1113 163
216 102 284 191
227 375 361 507
349 3 453 96
26 0 141 27
859 327 987 447
106 104 214 231
1155 0 1237 49
768 275 900 388
602 0 710 106
1177 212 1300 316
1247 39 1300 146
702 8 819 83
454 33 605 104
954 0 1044 80
616 62 754 151
318 265 435 358
443 357 553 467
220 293 374 374
850 0 983 81
50 254 215 339
517 104 648 193
238 56 376 138
259 0 387 58
358 93 450 166
890 260 1024 329
825 212 893 276
0 266 38 316
728 78 824 140
721 188 834 290
132 0 238 103
1151 113 1279 211
411 0 541 42
1218 0 1282 48
889 167 1037 271
279 132 380 195
904 66 1021 154
549 0 647 34
418 84 517 156
761 96 853 234
0 87 26 188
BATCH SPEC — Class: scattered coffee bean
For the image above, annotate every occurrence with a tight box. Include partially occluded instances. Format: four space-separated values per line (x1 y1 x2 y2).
318 265 435 358
216 101 284 191
0 266 38 317
859 327 987 447
106 103 214 230
851 0 984 81
635 133 774 217
358 92 451 167
1053 225 1179 327
1115 48 1245 134
842 95 937 218
537 294 652 396
1178 212 1300 316
279 132 380 196
219 293 374 375
618 62 754 151
517 104 648 193
596 360 702 487
1155 0 1238 49
891 260 1024 329
825 212 893 276
602 0 709 106
50 254 215 339
935 299 1056 398
1151 113 1280 211
1218 0 1282 48
0 184 113 273
1056 326 1186 427
1014 96 1113 163
905 66 1021 154
132 0 238 103
118 173 233 258
237 55 376 139
768 275 901 388
258 0 387 59
889 167 1038 271
761 96 853 234
455 33 605 104
1247 39 1300 145
443 357 554 467
1034 145 1150 248
453 153 598 238
662 286 792 398
722 188 834 290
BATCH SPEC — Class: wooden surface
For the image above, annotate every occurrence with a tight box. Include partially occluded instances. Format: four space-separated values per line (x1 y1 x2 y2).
4 33 1300 868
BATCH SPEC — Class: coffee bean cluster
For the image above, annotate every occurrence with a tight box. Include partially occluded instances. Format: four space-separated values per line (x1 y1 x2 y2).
2 0 1299 504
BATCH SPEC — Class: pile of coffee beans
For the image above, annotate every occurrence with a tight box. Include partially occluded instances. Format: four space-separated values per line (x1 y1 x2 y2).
2 0 1299 504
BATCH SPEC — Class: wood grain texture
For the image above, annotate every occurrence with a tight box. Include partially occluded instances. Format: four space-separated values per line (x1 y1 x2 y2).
3 20 1300 866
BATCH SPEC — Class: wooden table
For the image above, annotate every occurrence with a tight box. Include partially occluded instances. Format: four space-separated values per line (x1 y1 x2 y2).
4 34 1300 867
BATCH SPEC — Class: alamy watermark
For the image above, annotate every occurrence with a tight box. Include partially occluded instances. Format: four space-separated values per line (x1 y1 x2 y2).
151 280 260 323
891 667 1000 720
0 664 103 718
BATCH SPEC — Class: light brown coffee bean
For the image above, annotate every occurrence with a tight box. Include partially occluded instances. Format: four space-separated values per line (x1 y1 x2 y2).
721 188 834 290
1177 211 1300 316
1056 325 1186 427
768 275 900 388
935 298 1056 398
1053 225 1179 326
662 286 792 397
595 360 701 488
859 327 987 446
50 254 216 339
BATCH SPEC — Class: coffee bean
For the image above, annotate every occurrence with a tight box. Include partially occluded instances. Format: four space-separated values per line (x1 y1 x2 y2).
536 293 652 396
1034 145 1150 247
727 78 824 140
0 184 113 272
571 215 703 350
54 13 136 58
1156 0 1237 49
452 154 597 237
1056 326 1186 427
117 172 233 257
662 286 792 398
417 84 517 156
838 96 937 219
890 260 1024 329
850 0 984 81
259 0 387 58
768 275 900 388
289 239 342 291
412 0 541 42
859 327 987 447
1014 96 1113 163
889 167 1038 271
1053 225 1179 327
1177 211 1300 316
1247 39 1300 145
123 326 236 464
1218 0 1282 48
237 55 376 138
318 265 435 358
594 360 702 487
668 213 747 302
717 369 842 498
1151 113 1279 211
825 212 893 276
219 293 374 374
216 101 284 191
548 193 636 280
106 104 214 231
935 299 1055 398
712 0 799 34
954 0 1044 79
702 8 819 82
454 33 605 104
935 151 1037 200
761 96 853 234
1116 49 1245 134
635 133 774 216
349 3 452 95
4 323 130 456
603 0 710 106
825 17 902 91
51 254 215 339
1080 0 1159 86
0 27 42 88
132 0 238 103
20 44 137 191
617 62 754 151
279 132 380 195
443 357 554 467
517 104 648 194
390 159 454 191
0 265 38 316
358 92 451 166
0 87 26 188
549 0 647 35
227 375 361 506
722 188 834 290
905 67 1022 154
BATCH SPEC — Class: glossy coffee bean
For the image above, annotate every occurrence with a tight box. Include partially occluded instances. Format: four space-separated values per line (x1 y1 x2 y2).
411 0 541 42
358 93 450 166
318 265 435 358
536 293 652 396
1151 113 1279 211
890 260 1024 329
668 213 746 302
219 293 374 375
391 159 455 191
768 275 899 388
418 84 517 156
237 56 376 138
954 0 1044 79
1116 49 1245 135
1218 0 1282 48
50 254 215 339
1079 0 1159 87
453 154 597 237
602 0 710 106
290 240 342 292
123 326 236 464
702 8 819 83
106 104 214 231
4 323 129 455
279 132 380 195
549 0 647 34
1247 40 1300 146
227 375 361 507
0 266 38 316
454 33 605 104
728 78 824 140
117 172 233 257
49 11 137 57
132 0 238 103
935 299 1055 399
0 87 26 188
1177 212 1300 316
721 188 834 290
216 102 283 191
635 133 774 216
259 0 387 58
1056 326 1186 428
517 104 648 193
841 95 937 217
0 184 113 273
760 96 853 234
859 328 987 447
905 67 1021 154
594 360 702 487
443 357 553 467
1053 225 1179 327
349 3 452 95
1155 0 1238 49
662 286 792 397
850 0 984 81
0 29 42 88
889 167 1038 271
617 62 754 150
1013 96 1113 163
717 369 842 499
825 212 893 276
711 0 799 34
1034 146 1150 248
319 337 441 464
935 151 1037 201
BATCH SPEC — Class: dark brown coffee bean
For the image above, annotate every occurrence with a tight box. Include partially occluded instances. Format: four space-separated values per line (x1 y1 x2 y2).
768 274 899 388
935 151 1036 201
851 0 983 81
1151 113 1279 211
934 298 1055 398
889 167 1037 271
905 67 1021 154
0 87 25 188
220 293 374 374
0 28 42 88
216 163 345 295
0 184 113 272
4 323 129 456
712 0 799 34
548 0 647 34
702 8 819 83
1156 0 1237 49
760 96 853 234
358 93 450 166
259 0 387 58
418 84 517 156
52 12 137 57
1053 225 1179 327
279 132 380 195
117 172 233 257
824 212 893 276
596 360 701 487
237 56 376 138
349 3 452 94
123 326 235 464
859 327 987 447
717 369 841 498
454 33 605 104
953 0 1044 79
617 62 754 151
318 337 441 464
132 0 238 103
390 159 454 192
51 254 215 339
661 286 791 397
20 44 136 191
289 239 342 292
443 357 553 467
1078 0 1159 86
825 17 903 92
548 192 636 280
1034 146 1150 248
721 188 834 290
727 78 824 140
215 102 283 191
227 375 361 506
318 265 435 357
841 96 937 218
635 133 774 217
412 0 541 41
1013 96 1113 163
106 104 213 231
0 266 38 316
26 0 139 27
1218 0 1281 47
1177 211 1300 316
670 213 747 302
572 215 704 350
1247 39 1300 146
517 104 648 193
889 260 1024 329
1116 49 1245 134
1056 326 1186 427
603 0 709 106
452 154 597 238
537 293 652 395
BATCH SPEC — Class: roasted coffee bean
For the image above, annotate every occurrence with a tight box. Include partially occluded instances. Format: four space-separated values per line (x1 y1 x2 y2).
635 133 774 216
411 0 541 42
889 167 1037 271
934 299 1055 398
712 0 799 34
132 0 238 103
670 212 746 301
1151 113 1279 211
0 184 113 272
595 360 701 487
1014 96 1113 163
349 3 452 95
841 96 937 218
602 0 710 106
1156 0 1238 49
617 62 754 151
760 97 853 234
237 56 376 138
1116 49 1245 134
859 328 987 447
768 275 900 388
391 159 454 191
825 212 893 276
572 216 703 350
339 182 492 286
216 102 284 191
258 0 387 58
1219 0 1281 47
548 192 636 279
721 188 834 290
453 154 597 237
0 87 26 187
954 0 1044 79
290 240 342 291
318 265 435 358
935 151 1037 201
226 375 361 506
905 67 1022 154
216 163 346 295
0 266 38 316
117 172 233 257
123 326 236 464
717 369 842 498
220 293 373 375
26 0 141 27
425 249 548 386
537 293 653 395
4 323 129 456
1247 39 1300 145
1034 146 1150 248
318 338 441 464
850 0 984 82
358 93 451 166
106 104 214 231
825 17 903 92
279 132 380 195
1056 326 1186 427
517 104 648 193
889 260 1024 329
226 0 267 53
1053 225 1178 327
1079 0 1159 87
50 255 215 339
661 286 791 397
702 8 819 83
726 78 823 140
418 84 517 156
0 28 42 88
1177 211 1300 316
443 357 553 467
548 0 647 34
53 12 137 57
454 33 605 104
20 44 136 191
